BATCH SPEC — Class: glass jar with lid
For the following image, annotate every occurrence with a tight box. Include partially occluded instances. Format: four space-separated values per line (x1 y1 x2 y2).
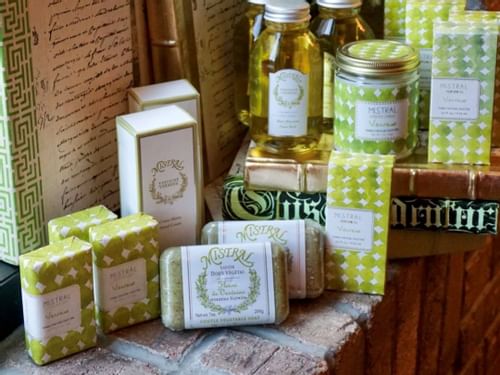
249 0 323 156
234 0 267 126
310 0 375 134
334 40 419 159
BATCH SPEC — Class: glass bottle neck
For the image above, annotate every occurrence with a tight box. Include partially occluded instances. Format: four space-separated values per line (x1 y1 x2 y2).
318 6 360 19
247 3 265 17
265 20 310 32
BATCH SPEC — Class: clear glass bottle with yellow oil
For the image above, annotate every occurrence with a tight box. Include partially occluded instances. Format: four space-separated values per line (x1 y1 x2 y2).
310 0 374 134
234 0 266 126
249 0 323 156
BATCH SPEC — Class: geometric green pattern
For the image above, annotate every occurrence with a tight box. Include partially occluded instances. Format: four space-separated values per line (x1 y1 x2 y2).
334 75 419 158
0 0 45 265
19 237 96 365
89 213 160 334
429 22 497 165
347 39 412 60
405 0 464 129
384 0 406 41
326 151 394 295
48 205 117 244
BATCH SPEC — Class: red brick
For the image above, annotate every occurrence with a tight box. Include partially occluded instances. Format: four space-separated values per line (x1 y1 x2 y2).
254 348 329 375
457 349 485 375
463 243 493 315
324 329 365 375
200 331 279 374
111 319 205 360
417 255 449 375
484 315 500 375
438 254 465 375
492 234 500 275
393 258 424 375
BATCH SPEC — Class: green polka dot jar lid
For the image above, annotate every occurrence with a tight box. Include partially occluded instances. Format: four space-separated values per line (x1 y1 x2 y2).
336 40 419 75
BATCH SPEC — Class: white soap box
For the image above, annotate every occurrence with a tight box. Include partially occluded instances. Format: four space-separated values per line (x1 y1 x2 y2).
116 105 204 250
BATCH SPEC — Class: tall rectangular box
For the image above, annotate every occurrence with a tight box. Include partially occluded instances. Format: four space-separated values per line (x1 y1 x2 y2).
116 105 204 249
0 0 133 265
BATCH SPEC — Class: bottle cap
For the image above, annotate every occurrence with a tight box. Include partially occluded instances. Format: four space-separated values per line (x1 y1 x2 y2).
248 0 266 5
316 0 362 9
264 0 310 23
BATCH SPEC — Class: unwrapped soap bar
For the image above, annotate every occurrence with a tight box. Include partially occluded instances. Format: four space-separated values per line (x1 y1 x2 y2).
89 213 160 333
20 237 96 365
160 242 289 330
48 205 117 243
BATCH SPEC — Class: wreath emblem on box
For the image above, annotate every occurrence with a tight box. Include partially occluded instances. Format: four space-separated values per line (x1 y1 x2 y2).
149 160 188 205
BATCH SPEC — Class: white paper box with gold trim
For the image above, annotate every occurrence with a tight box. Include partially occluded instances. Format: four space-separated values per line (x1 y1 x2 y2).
116 105 204 249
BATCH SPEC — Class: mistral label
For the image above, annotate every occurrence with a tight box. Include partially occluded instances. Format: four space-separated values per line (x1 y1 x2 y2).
219 220 307 298
356 99 409 141
269 69 308 137
327 207 374 252
430 78 480 121
95 258 147 312
181 243 275 329
22 284 81 342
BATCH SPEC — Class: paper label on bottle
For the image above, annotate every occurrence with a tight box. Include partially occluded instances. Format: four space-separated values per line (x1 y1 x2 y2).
430 78 480 120
323 52 335 119
95 258 147 312
355 99 409 141
326 207 374 252
219 220 306 298
268 69 309 136
22 284 81 342
419 48 433 89
181 243 276 329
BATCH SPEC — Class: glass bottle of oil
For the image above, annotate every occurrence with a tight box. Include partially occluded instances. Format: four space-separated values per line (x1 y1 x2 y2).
310 0 374 134
234 0 266 126
249 0 323 156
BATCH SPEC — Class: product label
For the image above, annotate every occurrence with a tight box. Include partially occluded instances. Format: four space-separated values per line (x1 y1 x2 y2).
326 207 374 252
323 52 335 119
22 284 81 341
181 243 276 329
219 220 306 298
430 78 480 120
419 48 433 89
95 258 147 312
269 69 309 136
141 126 197 247
355 99 409 141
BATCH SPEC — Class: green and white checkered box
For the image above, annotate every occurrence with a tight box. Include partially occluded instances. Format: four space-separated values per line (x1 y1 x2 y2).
48 205 117 244
89 213 160 333
384 0 406 42
325 152 394 295
429 21 498 165
19 237 96 365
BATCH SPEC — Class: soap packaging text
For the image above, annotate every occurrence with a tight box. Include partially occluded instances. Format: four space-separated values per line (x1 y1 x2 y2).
19 238 96 365
325 152 394 295
116 105 204 250
89 213 160 333
429 21 498 165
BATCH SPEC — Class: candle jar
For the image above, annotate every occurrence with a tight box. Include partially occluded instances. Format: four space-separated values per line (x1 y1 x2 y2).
249 0 323 156
334 40 419 159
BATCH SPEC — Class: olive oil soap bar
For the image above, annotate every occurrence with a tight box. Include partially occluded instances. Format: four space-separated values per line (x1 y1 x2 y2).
201 220 324 299
160 242 289 330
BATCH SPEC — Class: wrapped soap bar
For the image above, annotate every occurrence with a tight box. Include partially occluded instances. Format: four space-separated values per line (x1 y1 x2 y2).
326 151 395 295
160 242 289 330
48 205 117 243
19 237 96 365
89 213 160 333
384 0 407 42
201 220 324 299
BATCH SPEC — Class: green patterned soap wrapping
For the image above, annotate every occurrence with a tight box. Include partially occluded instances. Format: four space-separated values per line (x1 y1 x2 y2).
48 205 117 243
19 237 96 365
89 213 160 333
325 152 394 295
429 21 498 165
384 0 406 41
405 0 464 129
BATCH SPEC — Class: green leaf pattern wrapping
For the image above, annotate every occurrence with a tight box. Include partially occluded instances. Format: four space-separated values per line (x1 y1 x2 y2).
19 238 96 365
334 41 419 158
89 213 160 333
326 152 394 295
384 0 406 41
48 205 117 243
429 22 498 165
405 0 464 129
